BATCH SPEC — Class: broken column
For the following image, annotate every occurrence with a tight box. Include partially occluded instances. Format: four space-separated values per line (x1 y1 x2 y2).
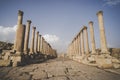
97 11 108 53
83 26 89 54
89 21 96 54
30 27 36 54
24 20 32 54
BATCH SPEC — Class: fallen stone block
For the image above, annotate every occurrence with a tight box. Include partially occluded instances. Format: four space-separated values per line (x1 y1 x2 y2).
113 63 120 69
96 58 113 68
0 60 11 66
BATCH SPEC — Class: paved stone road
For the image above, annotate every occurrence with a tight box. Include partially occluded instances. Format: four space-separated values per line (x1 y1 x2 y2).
0 57 120 80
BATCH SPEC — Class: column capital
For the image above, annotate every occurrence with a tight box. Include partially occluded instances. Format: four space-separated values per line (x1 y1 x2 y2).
23 24 26 27
37 31 39 34
39 34 42 37
33 26 36 30
18 10 24 16
27 20 32 24
83 26 87 30
89 21 93 25
96 11 103 16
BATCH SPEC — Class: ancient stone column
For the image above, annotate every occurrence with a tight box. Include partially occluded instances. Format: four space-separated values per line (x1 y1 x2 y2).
37 34 40 52
14 10 23 51
73 39 76 55
38 35 41 52
41 37 44 53
74 38 77 55
24 20 32 53
76 37 79 55
89 21 96 54
12 10 26 67
78 33 81 55
30 27 36 54
35 31 39 53
80 30 85 56
97 11 108 53
83 26 89 54
14 10 26 54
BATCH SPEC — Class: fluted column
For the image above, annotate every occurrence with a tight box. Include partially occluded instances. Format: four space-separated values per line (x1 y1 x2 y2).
30 27 36 54
89 21 96 54
97 11 108 53
35 31 39 53
81 30 85 56
24 20 31 53
83 26 89 54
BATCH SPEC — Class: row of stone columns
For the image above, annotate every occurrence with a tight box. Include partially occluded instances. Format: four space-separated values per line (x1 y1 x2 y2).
12 10 57 66
67 11 109 58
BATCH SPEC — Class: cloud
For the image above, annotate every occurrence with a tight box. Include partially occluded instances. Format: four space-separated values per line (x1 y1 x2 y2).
0 25 17 43
0 27 68 53
43 34 59 43
43 34 68 53
104 0 120 6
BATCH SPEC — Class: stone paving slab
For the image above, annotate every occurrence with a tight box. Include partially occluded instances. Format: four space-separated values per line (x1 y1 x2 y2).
0 57 120 80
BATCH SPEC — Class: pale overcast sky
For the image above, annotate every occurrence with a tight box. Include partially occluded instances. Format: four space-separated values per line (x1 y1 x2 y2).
0 0 120 53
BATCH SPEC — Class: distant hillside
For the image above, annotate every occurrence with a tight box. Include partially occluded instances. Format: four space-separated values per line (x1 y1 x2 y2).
0 41 13 52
